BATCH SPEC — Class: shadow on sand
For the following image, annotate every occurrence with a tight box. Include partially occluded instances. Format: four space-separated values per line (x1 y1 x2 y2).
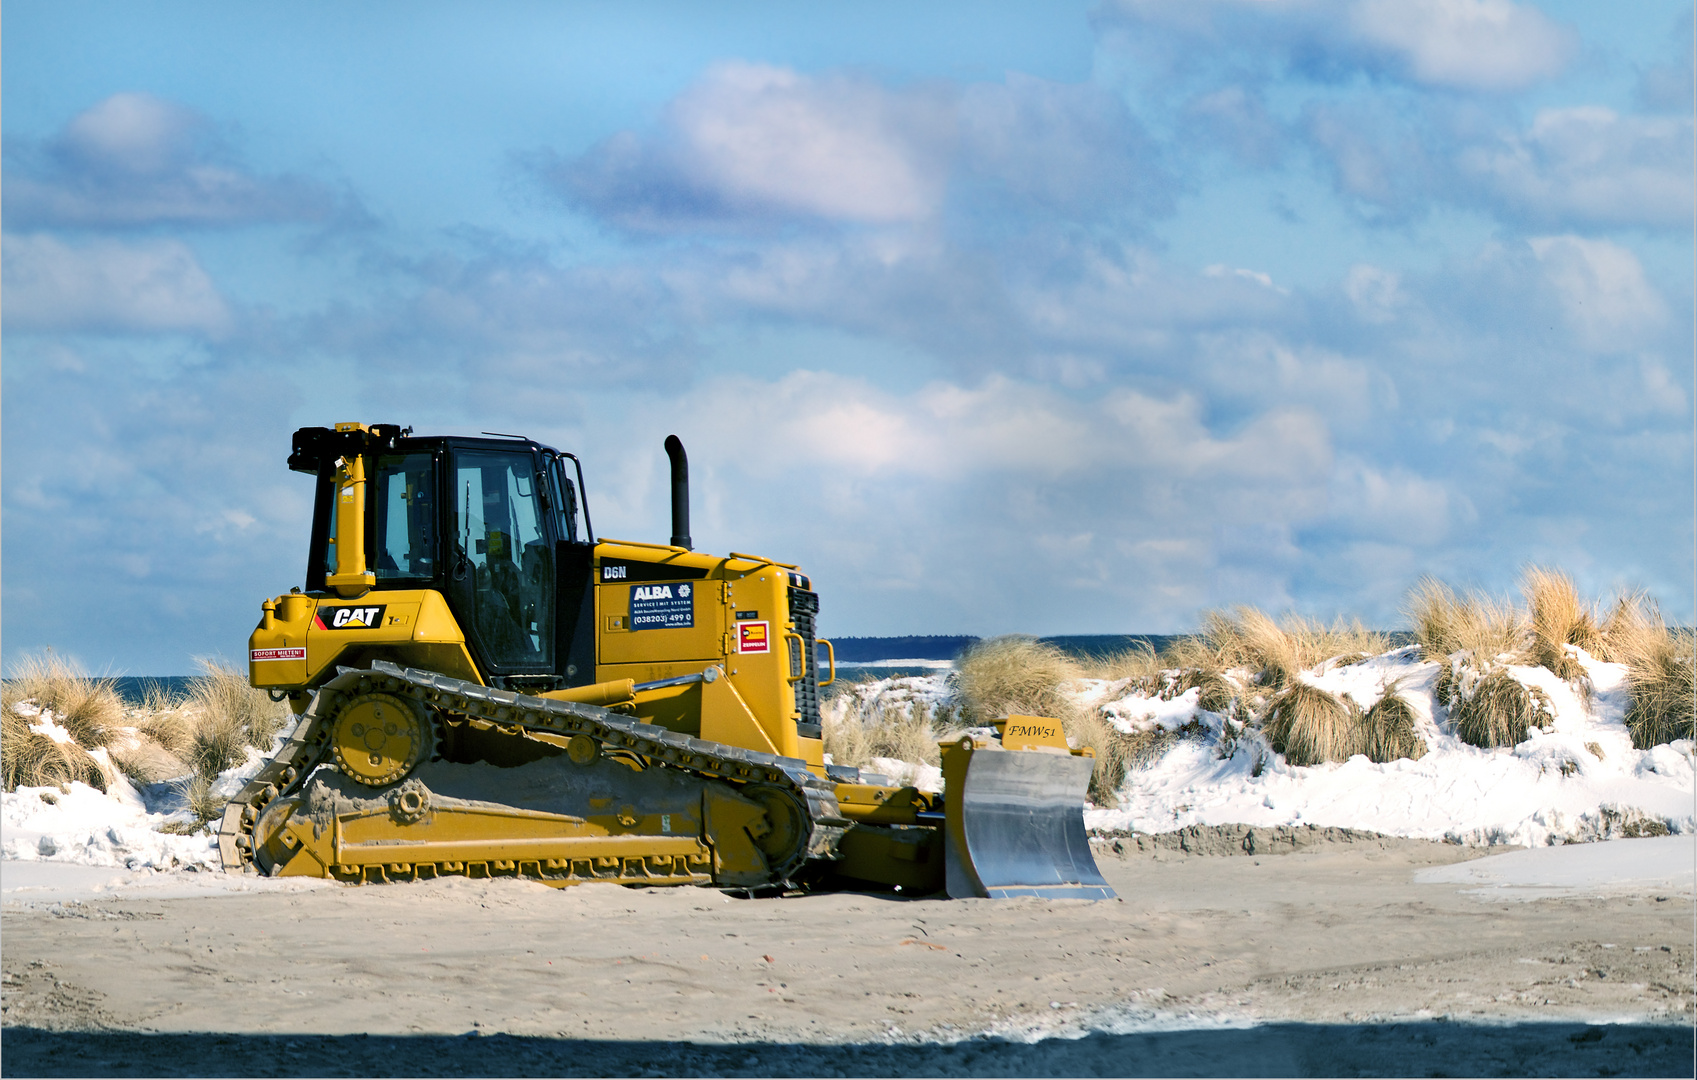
2 1021 1691 1077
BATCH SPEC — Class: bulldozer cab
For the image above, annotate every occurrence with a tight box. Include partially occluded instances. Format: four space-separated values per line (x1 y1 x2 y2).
302 430 593 685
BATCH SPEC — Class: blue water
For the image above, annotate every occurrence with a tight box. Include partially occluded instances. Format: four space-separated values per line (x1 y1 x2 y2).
109 677 198 706
830 632 1416 663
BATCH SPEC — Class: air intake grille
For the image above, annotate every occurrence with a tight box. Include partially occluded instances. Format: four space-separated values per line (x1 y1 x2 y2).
788 587 822 739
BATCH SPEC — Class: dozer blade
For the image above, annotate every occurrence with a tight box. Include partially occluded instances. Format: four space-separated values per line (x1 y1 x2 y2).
943 746 1115 900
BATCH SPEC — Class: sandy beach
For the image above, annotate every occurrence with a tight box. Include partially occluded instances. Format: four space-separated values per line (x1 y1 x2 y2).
4 832 1692 1076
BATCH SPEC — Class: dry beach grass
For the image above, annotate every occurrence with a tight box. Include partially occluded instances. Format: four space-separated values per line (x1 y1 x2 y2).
1408 574 1693 752
823 570 1691 790
1610 603 1696 749
954 636 1147 805
822 692 958 770
8 566 1692 816
3 654 288 825
1523 566 1603 683
1 655 121 793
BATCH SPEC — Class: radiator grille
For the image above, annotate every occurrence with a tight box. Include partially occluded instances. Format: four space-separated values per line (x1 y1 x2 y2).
788 587 822 739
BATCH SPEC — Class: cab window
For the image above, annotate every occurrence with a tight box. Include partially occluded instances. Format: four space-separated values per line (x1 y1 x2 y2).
372 453 436 581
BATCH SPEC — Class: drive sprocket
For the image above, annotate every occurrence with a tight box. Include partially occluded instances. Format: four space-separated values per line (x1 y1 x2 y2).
330 692 433 786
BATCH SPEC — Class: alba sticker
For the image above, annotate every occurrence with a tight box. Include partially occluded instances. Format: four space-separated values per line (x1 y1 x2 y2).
629 583 693 630
738 621 770 654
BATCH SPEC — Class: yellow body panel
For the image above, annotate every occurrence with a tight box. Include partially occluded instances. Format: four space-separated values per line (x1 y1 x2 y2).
592 541 816 765
248 589 480 690
249 544 821 770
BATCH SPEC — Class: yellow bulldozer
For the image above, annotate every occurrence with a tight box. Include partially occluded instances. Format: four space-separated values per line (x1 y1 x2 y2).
220 422 1112 899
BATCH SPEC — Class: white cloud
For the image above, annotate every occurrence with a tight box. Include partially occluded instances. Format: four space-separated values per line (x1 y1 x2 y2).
564 371 1337 631
556 63 950 228
2 233 230 334
1636 359 1690 418
1 350 309 668
1183 85 1283 166
1328 458 1453 545
60 92 200 174
1636 11 1694 112
672 63 949 224
1301 101 1437 218
4 92 345 229
956 74 1166 214
1103 0 1574 92
551 64 1165 230
1458 107 1693 230
1012 244 1293 354
1526 235 1667 353
1347 0 1575 92
1343 264 1406 323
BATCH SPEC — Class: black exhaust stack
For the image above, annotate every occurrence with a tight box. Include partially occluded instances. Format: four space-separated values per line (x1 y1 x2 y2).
664 435 692 550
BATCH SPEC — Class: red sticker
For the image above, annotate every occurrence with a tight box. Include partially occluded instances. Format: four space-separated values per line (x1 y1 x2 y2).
738 621 770 654
251 648 306 662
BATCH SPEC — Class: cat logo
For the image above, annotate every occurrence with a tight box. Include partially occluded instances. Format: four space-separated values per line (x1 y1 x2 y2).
314 604 387 630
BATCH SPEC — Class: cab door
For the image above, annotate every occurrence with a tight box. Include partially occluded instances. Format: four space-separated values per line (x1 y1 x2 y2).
445 447 555 674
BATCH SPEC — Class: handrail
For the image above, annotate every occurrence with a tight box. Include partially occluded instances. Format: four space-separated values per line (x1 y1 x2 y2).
782 633 807 682
600 537 692 555
728 551 800 570
817 638 836 687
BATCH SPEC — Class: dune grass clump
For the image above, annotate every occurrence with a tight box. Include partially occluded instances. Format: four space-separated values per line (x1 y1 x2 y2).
130 658 293 787
1178 668 1237 712
955 636 1149 805
1450 667 1540 749
1 708 111 792
1196 609 1388 689
2 653 290 835
1 655 121 793
955 636 1081 723
1257 679 1428 767
3 653 125 749
1261 682 1361 766
182 774 223 825
1361 683 1427 763
1064 709 1140 807
1079 641 1166 694
185 658 290 749
1602 600 1696 749
1203 608 1302 689
1406 578 1526 666
1522 567 1602 683
184 708 249 779
822 691 959 770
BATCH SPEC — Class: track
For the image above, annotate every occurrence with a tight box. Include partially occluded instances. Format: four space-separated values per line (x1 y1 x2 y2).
217 660 851 887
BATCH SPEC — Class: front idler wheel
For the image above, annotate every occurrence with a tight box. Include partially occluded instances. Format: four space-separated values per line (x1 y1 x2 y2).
740 784 810 881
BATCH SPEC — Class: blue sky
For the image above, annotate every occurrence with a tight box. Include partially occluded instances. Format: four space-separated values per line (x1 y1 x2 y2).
4 0 1692 673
